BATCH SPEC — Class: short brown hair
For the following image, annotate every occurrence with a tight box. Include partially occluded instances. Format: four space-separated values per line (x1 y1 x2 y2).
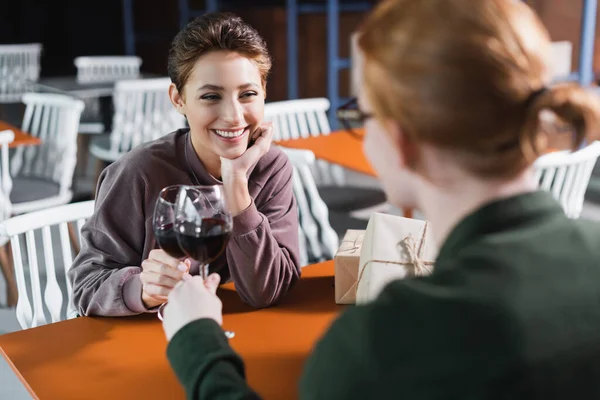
168 12 272 95
359 0 600 179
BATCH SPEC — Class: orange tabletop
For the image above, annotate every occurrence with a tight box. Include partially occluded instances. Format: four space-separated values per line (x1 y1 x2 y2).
276 128 575 174
276 129 375 177
0 261 342 400
0 121 41 148
275 130 420 217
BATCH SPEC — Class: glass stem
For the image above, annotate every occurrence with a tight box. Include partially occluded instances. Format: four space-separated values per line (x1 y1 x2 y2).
201 263 209 280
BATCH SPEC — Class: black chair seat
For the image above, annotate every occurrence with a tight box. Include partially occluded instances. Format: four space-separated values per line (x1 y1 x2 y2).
318 186 387 212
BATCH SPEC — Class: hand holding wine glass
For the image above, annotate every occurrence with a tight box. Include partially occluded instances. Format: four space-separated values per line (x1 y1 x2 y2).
141 250 190 308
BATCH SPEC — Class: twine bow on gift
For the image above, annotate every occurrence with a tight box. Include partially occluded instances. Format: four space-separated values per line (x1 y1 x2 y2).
356 222 434 287
400 233 434 276
339 234 364 254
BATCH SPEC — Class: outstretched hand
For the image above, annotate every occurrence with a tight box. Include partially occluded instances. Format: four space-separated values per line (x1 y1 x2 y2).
161 273 223 341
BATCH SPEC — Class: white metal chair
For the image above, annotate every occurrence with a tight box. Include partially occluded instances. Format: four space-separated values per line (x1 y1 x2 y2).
10 93 85 215
89 77 185 163
0 43 42 104
0 130 16 306
74 56 143 135
265 98 345 186
74 56 142 84
266 98 387 215
534 141 600 219
0 200 95 329
0 130 14 224
266 98 332 141
280 147 339 266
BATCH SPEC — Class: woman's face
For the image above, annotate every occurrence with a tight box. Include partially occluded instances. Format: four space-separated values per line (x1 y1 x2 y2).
173 51 265 160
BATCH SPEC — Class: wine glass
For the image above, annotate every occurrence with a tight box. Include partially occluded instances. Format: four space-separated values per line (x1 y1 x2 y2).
154 185 188 260
153 185 189 322
174 185 233 279
175 185 235 339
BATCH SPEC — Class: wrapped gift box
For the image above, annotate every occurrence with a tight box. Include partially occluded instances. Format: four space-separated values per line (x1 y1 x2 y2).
356 213 437 304
334 229 365 304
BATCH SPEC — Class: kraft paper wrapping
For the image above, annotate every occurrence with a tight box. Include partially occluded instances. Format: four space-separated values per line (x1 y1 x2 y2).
334 229 365 304
356 213 437 305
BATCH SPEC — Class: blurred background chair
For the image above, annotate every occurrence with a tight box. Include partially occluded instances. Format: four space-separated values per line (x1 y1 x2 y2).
0 200 95 329
0 43 42 105
266 98 387 217
0 129 16 307
73 56 145 194
74 56 143 135
10 93 84 215
280 146 339 266
74 56 142 84
534 141 600 219
88 77 185 167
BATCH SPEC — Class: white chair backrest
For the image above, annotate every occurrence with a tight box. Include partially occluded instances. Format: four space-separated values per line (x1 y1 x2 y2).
109 77 185 156
0 43 42 103
0 200 95 329
264 98 331 141
0 130 14 224
74 56 142 83
279 147 339 265
11 93 84 197
534 141 600 219
266 98 345 186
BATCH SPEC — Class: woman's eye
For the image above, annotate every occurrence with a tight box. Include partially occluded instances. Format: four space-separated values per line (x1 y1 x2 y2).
240 91 258 99
200 94 220 101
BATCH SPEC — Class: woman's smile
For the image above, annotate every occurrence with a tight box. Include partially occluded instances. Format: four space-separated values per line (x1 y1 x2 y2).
211 126 249 143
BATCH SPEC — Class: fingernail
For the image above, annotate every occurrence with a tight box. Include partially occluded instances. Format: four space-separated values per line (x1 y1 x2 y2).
177 263 188 272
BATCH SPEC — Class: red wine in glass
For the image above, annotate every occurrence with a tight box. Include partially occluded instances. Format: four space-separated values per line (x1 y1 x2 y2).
153 186 187 259
154 222 187 259
174 186 233 279
176 218 231 265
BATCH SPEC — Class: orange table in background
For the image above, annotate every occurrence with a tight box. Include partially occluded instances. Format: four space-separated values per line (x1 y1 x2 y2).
277 129 374 177
0 261 342 400
276 128 575 176
276 129 418 217
276 128 577 220
0 121 41 148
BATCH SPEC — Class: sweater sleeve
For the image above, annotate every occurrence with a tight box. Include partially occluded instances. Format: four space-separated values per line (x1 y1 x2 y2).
68 163 153 316
225 156 301 308
167 319 262 400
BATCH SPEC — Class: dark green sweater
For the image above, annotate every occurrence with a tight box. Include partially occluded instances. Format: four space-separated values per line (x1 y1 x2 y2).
167 192 600 399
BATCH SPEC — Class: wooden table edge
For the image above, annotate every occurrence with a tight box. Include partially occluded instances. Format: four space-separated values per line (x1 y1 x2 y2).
0 343 39 400
0 261 338 399
9 137 42 148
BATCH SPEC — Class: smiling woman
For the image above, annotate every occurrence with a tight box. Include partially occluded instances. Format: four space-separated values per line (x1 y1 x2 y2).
68 13 301 316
